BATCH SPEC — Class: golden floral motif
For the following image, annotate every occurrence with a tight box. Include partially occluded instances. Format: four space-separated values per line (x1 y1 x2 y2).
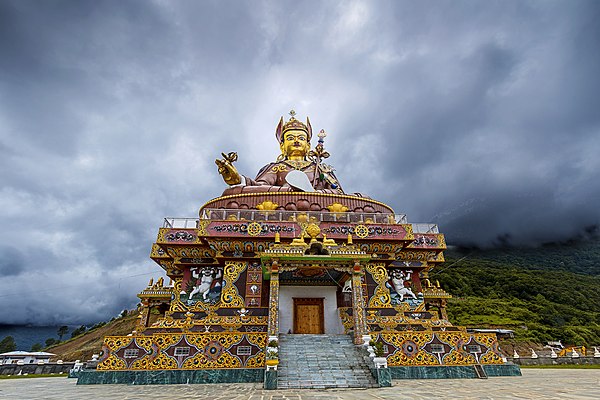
245 351 266 368
338 307 354 334
375 331 502 367
97 355 126 370
99 332 268 370
327 203 348 213
149 353 178 370
270 164 288 173
220 262 246 308
366 264 392 308
183 351 241 369
256 200 279 211
197 220 209 236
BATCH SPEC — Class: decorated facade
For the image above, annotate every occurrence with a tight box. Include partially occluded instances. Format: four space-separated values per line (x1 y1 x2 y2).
89 111 519 385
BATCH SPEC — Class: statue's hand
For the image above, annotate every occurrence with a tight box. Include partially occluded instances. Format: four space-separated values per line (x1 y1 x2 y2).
215 152 241 185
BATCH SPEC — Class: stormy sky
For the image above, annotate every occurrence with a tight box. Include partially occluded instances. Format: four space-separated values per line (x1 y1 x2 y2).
1 0 599 325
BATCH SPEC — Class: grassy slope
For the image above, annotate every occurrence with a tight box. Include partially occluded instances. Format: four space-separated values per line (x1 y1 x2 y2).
45 313 138 362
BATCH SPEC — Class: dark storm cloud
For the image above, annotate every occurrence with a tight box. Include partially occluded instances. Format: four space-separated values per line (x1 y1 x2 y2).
0 246 25 276
0 0 598 325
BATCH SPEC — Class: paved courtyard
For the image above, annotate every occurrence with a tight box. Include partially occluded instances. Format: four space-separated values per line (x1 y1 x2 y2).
0 369 599 400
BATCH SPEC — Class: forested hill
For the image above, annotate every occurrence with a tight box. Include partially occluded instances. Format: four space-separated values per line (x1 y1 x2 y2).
434 239 600 347
449 238 600 276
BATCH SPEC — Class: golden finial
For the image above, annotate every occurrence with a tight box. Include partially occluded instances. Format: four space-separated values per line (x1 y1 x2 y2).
289 109 296 119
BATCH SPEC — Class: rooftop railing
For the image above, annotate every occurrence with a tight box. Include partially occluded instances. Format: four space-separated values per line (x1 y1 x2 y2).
199 208 408 224
411 223 439 234
163 218 199 229
162 210 438 233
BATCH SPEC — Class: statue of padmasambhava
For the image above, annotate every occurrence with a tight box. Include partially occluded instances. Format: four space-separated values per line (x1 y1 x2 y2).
215 111 343 196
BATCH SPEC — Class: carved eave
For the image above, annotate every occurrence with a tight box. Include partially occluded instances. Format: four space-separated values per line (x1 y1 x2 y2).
137 278 173 301
422 287 452 299
137 288 172 301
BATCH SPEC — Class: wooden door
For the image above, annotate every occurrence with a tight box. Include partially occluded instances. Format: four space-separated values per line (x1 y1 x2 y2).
293 298 324 334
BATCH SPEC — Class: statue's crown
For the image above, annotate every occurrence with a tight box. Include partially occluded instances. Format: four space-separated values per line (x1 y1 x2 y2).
275 111 312 143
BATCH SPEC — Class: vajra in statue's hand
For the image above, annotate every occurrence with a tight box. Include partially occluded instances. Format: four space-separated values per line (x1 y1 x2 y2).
215 152 242 185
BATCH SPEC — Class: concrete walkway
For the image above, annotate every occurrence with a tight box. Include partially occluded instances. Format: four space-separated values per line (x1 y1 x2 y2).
0 369 598 399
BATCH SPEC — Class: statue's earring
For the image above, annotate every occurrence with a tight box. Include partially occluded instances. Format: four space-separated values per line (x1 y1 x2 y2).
277 144 286 161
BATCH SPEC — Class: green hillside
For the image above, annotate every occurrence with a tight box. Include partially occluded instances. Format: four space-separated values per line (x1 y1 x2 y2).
434 241 600 346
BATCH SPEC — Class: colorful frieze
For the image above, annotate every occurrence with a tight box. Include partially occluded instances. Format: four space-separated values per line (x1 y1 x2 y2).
163 245 214 259
203 221 299 238
320 222 408 240
408 234 447 249
365 310 453 331
157 228 200 244
148 313 268 331
373 331 504 367
395 250 441 262
97 332 267 371
206 239 270 253
150 243 169 258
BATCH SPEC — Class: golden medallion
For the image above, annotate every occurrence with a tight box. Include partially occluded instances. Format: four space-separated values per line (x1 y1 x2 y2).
247 222 262 236
354 224 369 238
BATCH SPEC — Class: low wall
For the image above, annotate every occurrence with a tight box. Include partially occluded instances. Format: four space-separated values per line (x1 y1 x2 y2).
389 364 521 379
77 368 265 385
0 362 75 376
511 356 600 366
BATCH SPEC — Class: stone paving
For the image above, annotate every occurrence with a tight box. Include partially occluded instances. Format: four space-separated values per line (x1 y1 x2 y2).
0 369 599 399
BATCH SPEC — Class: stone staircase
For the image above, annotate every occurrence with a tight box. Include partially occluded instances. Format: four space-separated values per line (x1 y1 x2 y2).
277 334 377 389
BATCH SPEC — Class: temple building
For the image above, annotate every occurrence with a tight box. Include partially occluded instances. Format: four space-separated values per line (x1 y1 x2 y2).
79 111 520 387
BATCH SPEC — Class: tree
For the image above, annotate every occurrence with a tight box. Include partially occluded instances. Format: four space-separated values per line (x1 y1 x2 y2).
45 338 57 347
57 325 69 341
0 336 17 353
71 325 87 338
30 343 43 352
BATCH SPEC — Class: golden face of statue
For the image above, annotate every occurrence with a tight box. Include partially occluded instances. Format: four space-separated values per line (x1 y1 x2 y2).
280 129 310 160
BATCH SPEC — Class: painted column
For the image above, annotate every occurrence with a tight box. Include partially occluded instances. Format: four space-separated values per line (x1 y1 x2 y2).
351 261 368 344
440 299 449 320
267 260 280 337
142 302 151 327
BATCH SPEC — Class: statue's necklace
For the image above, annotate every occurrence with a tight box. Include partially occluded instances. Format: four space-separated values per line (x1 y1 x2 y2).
284 159 311 170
